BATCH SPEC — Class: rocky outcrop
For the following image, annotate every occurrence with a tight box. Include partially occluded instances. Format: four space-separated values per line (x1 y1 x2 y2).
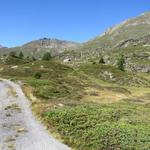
0 38 79 58
126 63 150 73
116 35 150 49
23 38 79 50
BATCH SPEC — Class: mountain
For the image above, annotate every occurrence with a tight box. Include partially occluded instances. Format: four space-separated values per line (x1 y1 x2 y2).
22 38 79 51
81 11 150 52
0 44 6 49
0 12 150 72
62 12 150 73
0 38 79 58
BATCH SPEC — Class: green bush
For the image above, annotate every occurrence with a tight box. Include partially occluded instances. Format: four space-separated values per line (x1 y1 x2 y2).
42 52 52 61
32 56 36 61
44 104 150 150
9 51 17 58
33 72 42 79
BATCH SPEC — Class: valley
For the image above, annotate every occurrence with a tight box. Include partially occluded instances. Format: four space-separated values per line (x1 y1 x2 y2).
0 11 150 150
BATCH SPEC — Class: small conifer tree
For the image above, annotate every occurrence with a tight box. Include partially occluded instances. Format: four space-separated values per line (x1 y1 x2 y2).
117 55 125 71
99 57 105 64
19 51 24 59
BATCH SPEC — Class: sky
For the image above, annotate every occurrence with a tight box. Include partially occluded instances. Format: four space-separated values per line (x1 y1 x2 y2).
0 0 150 47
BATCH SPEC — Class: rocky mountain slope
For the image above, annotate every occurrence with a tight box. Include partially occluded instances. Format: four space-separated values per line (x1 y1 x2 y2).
61 12 150 73
81 12 150 51
0 38 79 58
0 12 150 72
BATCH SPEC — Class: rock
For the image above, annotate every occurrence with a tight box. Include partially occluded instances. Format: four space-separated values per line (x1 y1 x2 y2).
40 65 44 68
5 137 16 143
58 103 64 107
63 58 71 63
7 143 16 150
5 104 21 113
17 127 27 133
126 63 150 73
102 71 114 80
6 113 12 117
11 65 18 69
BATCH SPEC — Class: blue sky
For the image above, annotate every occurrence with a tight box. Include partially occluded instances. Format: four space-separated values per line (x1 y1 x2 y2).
0 0 150 47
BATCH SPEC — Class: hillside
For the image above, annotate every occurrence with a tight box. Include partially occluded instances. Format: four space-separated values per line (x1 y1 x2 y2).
0 1 150 149
60 12 150 73
0 11 149 149
0 56 150 149
1 12 150 73
0 38 79 58
82 12 150 51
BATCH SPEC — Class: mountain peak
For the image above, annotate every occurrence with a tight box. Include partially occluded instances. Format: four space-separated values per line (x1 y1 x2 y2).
0 44 6 48
1 38 80 58
140 11 150 16
22 38 79 49
103 11 150 36
82 11 150 52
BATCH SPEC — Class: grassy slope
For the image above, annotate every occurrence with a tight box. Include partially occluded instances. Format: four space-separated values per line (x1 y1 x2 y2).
78 63 150 87
0 57 150 149
44 102 150 150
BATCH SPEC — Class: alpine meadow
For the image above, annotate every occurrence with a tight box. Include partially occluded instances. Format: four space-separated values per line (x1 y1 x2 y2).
0 1 150 150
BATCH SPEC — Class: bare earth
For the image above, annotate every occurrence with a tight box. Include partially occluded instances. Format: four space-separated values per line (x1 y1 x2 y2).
0 79 70 150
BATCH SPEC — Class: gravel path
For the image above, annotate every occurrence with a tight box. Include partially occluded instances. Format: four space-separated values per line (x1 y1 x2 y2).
0 79 70 150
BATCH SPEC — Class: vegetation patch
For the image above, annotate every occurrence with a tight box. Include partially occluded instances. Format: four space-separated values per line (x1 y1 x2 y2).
78 63 150 87
0 56 150 150
44 103 150 150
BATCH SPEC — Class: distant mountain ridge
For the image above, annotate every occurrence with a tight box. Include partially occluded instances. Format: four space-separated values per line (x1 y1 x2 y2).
61 11 150 73
0 38 80 57
80 11 150 52
22 38 79 52
0 11 150 72
0 44 6 48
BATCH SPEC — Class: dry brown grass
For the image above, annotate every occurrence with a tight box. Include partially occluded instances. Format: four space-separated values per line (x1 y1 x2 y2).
83 87 128 103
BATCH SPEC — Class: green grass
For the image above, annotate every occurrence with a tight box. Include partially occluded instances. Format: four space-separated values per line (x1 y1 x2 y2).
28 78 83 100
23 70 86 101
0 58 86 102
78 63 150 87
0 59 73 78
44 102 150 150
4 55 31 65
0 56 150 150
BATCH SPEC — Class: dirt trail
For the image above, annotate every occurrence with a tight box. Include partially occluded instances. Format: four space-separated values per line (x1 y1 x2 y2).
0 79 70 150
